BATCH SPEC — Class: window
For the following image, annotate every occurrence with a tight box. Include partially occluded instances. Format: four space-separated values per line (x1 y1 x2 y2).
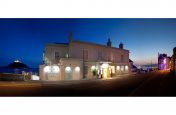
121 55 124 62
55 52 60 60
83 50 88 60
98 51 102 60
65 53 69 58
110 53 114 62
108 56 111 62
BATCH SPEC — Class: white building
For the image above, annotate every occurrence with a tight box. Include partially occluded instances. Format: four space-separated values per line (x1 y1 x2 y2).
40 33 131 81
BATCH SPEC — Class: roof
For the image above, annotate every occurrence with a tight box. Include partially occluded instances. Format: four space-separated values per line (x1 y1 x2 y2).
46 42 69 47
129 59 133 62
45 39 129 52
54 42 69 45
72 40 129 52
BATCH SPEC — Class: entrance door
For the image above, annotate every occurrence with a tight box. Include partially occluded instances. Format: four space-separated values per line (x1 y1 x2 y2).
101 63 110 79
102 68 108 79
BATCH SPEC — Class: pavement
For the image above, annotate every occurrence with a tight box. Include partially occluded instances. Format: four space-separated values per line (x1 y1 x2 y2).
0 71 175 96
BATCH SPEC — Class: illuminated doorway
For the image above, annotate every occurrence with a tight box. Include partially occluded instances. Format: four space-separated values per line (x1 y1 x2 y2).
101 63 110 79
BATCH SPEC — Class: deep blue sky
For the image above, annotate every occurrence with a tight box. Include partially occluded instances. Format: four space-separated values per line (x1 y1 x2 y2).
0 18 176 68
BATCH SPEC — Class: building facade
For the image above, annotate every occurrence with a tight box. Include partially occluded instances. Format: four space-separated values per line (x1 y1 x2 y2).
158 53 171 70
40 33 131 81
171 47 176 73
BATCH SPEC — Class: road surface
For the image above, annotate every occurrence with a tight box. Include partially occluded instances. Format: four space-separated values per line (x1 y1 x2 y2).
0 71 175 96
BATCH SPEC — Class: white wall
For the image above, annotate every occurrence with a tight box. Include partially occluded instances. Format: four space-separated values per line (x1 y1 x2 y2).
70 41 129 63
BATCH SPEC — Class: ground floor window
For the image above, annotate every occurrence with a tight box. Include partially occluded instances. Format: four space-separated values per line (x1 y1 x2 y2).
65 66 72 80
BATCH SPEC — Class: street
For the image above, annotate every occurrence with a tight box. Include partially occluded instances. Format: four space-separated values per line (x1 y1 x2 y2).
0 71 175 96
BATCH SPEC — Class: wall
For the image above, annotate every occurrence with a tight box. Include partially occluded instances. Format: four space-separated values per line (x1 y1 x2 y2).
44 44 69 64
69 41 129 63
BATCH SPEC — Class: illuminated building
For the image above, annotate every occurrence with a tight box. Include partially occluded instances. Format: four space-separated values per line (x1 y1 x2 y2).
39 33 131 81
171 47 176 73
158 53 171 70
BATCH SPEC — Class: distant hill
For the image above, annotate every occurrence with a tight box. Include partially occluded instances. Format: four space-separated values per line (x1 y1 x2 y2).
8 60 29 69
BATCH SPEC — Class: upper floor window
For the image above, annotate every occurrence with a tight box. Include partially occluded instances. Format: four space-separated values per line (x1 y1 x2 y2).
83 50 88 60
110 53 114 62
98 51 102 60
55 52 60 60
121 55 124 62
65 53 69 58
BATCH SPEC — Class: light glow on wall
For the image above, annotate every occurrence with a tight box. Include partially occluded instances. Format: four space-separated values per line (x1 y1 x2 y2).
52 66 60 73
75 66 80 72
125 65 129 71
117 66 120 71
65 66 71 72
101 63 109 69
44 65 60 73
44 66 51 73
91 66 96 70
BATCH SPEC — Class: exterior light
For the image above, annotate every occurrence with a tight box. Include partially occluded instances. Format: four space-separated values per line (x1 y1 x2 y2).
52 66 60 73
101 63 109 68
14 59 20 63
65 66 71 72
117 66 120 71
44 65 60 73
75 66 80 72
125 65 129 71
91 66 96 70
44 66 51 73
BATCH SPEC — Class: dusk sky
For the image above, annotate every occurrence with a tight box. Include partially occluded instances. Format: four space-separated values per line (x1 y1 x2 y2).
0 18 176 68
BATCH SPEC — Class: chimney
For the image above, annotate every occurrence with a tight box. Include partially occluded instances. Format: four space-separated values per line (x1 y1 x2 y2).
107 38 112 47
68 32 73 43
119 42 124 49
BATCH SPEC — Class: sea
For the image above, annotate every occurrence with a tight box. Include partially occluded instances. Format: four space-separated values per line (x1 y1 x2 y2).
0 67 39 75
